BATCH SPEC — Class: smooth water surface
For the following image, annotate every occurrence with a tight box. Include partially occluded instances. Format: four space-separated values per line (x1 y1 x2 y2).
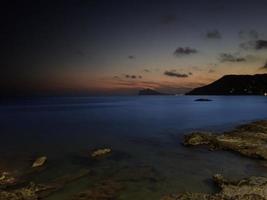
1 96 267 199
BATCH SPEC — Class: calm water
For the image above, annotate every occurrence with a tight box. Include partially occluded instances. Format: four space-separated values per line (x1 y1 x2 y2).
1 96 267 199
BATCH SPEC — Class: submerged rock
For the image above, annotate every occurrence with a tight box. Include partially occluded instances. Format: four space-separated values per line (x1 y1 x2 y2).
162 174 267 200
91 148 112 158
38 169 90 198
0 169 90 200
32 156 47 168
184 120 267 159
113 165 161 183
0 182 57 200
0 182 39 200
71 180 123 200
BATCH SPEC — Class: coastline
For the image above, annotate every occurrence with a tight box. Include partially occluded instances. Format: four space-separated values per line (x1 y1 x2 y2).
1 94 267 200
163 120 267 200
1 119 267 199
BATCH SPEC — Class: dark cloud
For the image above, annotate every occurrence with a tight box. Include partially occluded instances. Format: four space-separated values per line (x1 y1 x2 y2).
240 40 267 50
128 55 136 59
206 30 222 39
259 61 267 70
125 74 142 79
188 72 193 75
144 69 150 72
110 78 198 95
255 40 267 50
239 30 259 40
161 14 176 25
173 47 197 57
219 53 246 62
164 70 189 78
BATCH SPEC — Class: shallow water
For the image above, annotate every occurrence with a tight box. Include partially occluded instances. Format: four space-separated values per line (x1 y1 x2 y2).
1 96 267 199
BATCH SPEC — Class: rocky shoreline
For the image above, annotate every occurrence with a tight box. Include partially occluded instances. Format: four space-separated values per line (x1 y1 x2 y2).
162 120 267 200
2 121 267 199
184 120 267 160
162 174 267 200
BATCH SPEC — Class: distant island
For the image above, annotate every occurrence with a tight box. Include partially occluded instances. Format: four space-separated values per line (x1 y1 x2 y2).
139 89 170 95
186 74 267 95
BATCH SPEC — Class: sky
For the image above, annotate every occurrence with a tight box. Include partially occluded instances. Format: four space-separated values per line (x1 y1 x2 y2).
1 0 267 96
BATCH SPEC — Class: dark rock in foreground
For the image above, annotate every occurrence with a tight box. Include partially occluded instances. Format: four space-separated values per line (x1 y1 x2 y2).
186 74 267 95
162 174 267 200
184 120 267 159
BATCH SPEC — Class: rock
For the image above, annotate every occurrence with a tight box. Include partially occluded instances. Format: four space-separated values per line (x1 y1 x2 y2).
113 165 161 183
194 98 212 102
71 180 123 200
0 166 90 200
0 171 17 187
161 174 267 200
171 120 267 200
212 174 267 199
183 120 267 159
50 169 90 185
186 74 267 95
0 169 91 200
161 193 212 200
0 182 40 200
37 169 90 198
91 148 112 158
183 132 212 146
32 156 47 168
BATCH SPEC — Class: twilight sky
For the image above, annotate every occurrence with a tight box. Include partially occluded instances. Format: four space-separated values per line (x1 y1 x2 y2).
1 0 267 96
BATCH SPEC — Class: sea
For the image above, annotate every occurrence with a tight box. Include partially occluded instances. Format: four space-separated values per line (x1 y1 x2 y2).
1 95 267 199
